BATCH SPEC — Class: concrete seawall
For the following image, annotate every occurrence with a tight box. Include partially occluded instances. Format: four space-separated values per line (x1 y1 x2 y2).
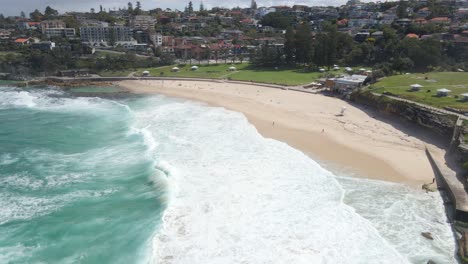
426 148 468 222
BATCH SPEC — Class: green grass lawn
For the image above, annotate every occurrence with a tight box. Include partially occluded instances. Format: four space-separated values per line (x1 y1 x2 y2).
142 63 237 79
371 72 468 110
138 63 356 86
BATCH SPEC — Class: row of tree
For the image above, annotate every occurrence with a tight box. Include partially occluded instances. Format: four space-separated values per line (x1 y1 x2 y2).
252 22 468 76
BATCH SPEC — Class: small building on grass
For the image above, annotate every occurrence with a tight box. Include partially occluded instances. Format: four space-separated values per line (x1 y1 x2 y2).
410 84 423 91
437 88 452 97
461 93 468 101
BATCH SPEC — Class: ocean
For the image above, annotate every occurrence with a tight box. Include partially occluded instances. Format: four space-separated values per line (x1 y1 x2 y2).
0 86 456 263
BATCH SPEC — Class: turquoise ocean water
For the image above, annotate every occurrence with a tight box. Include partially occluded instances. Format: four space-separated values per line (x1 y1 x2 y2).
0 86 457 263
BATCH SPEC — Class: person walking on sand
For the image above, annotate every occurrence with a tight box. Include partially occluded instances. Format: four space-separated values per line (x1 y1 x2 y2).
272 121 275 126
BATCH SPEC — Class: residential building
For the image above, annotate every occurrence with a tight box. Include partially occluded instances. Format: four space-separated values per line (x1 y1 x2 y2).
0 29 14 40
40 20 66 33
456 8 468 20
80 26 133 45
416 7 431 18
149 32 163 46
45 28 76 38
430 17 451 24
14 38 32 45
31 41 56 51
130 15 157 30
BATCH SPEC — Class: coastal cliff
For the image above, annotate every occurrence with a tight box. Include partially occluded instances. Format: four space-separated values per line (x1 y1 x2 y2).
350 91 458 138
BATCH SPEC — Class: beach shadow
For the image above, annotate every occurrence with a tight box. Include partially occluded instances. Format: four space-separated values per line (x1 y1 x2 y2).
346 101 449 151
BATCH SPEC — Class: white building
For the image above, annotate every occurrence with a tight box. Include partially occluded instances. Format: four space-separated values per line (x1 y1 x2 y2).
80 26 134 45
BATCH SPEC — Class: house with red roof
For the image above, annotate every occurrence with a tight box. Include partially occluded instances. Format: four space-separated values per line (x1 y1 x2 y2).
430 17 451 25
406 33 419 39
14 38 31 45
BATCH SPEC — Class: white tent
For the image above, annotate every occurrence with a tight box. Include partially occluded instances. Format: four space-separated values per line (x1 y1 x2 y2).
319 68 326 72
345 67 353 72
359 68 366 71
365 70 372 73
142 70 150 76
171 67 180 72
191 65 199 71
410 84 423 91
333 66 340 71
437 88 451 96
461 93 468 100
228 66 237 71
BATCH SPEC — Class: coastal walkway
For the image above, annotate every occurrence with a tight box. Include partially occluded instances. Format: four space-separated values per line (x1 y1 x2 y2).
44 76 325 95
371 92 468 121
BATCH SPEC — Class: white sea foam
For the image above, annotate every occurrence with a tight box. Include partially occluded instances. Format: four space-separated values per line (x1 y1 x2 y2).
127 96 455 264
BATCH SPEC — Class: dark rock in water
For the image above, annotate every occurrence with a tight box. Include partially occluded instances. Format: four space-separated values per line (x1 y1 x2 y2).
421 232 434 240
427 260 437 264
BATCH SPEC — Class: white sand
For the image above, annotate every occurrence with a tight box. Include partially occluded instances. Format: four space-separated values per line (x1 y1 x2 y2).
118 79 447 186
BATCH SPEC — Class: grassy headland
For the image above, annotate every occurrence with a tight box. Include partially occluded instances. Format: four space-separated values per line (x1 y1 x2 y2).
371 72 468 110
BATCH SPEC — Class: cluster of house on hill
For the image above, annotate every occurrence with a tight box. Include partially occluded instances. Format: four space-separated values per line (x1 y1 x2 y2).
1 0 467 59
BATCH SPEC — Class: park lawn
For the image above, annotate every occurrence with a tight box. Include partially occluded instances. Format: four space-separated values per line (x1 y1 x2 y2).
139 63 356 86
371 72 468 110
141 63 250 79
229 67 323 86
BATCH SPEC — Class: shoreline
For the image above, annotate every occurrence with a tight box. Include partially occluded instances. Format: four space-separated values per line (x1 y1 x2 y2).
116 79 447 186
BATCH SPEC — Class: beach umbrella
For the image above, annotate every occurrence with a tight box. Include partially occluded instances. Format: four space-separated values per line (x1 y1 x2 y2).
319 68 325 72
365 70 372 73
345 67 353 72
142 70 150 76
191 65 199 71
333 66 340 71
359 68 366 71
229 66 236 71
171 67 180 72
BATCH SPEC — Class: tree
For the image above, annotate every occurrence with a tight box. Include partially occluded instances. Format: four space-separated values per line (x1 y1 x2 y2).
260 12 294 29
128 2 134 14
200 2 205 12
396 0 408 18
251 0 257 9
100 5 103 12
284 26 295 65
188 1 194 13
135 1 142 15
20 11 25 18
313 23 337 69
91 8 95 13
30 9 43 21
44 6 59 19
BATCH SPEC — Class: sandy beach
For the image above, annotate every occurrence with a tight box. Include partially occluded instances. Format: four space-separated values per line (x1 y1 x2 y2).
117 79 448 186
